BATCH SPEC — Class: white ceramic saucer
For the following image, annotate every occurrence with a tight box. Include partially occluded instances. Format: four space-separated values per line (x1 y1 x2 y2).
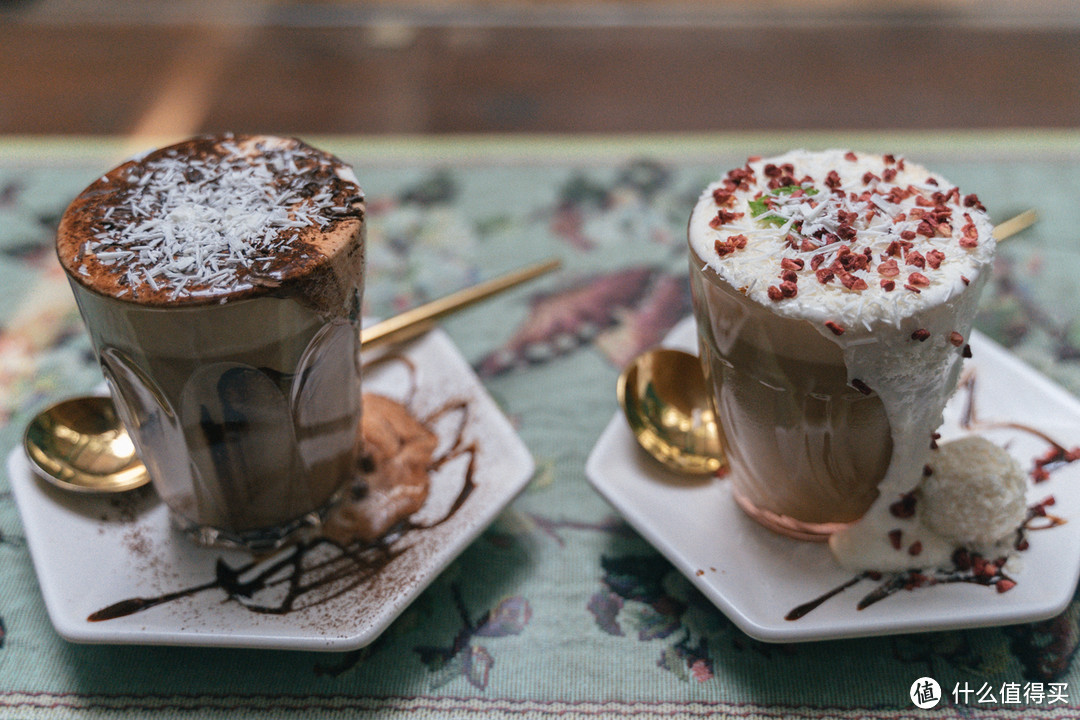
11 328 534 651
587 317 1080 642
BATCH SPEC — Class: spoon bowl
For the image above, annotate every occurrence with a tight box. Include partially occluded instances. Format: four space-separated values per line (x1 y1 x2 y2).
23 396 150 494
617 348 725 475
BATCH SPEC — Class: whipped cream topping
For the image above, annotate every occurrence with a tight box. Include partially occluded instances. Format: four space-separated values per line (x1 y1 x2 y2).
57 134 364 305
688 149 995 332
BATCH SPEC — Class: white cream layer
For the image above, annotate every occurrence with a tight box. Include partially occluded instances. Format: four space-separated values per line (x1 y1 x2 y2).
688 149 995 331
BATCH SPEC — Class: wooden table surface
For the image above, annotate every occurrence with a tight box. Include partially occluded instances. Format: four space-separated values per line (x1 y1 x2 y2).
2 0 1079 139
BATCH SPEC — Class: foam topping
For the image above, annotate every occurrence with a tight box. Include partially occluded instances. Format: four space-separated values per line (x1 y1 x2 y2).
57 134 364 305
689 149 995 331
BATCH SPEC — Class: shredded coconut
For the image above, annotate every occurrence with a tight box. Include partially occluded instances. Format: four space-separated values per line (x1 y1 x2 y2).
68 134 363 302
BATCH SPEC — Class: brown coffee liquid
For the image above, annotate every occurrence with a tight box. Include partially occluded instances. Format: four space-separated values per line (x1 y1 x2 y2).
690 257 892 526
73 285 361 536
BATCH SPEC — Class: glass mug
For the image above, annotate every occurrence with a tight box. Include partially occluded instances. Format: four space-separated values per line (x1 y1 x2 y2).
688 249 892 540
56 134 366 551
685 150 993 541
66 286 364 550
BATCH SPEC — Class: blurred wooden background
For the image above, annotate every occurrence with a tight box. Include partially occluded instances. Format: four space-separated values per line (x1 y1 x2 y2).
2 0 1078 137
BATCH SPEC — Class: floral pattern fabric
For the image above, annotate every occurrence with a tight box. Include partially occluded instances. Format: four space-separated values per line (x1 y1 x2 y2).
2 135 1080 718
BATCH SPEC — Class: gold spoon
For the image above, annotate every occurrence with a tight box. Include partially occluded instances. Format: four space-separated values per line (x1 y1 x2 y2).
617 347 724 475
619 209 1037 475
24 258 561 494
24 395 149 493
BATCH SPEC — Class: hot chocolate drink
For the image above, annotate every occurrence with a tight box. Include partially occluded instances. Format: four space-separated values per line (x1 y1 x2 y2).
56 134 366 549
688 150 994 538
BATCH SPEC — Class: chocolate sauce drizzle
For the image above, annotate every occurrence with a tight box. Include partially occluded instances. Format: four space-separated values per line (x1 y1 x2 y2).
786 368 1077 622
957 369 1080 481
88 359 478 623
786 557 1025 623
785 575 864 621
88 540 408 621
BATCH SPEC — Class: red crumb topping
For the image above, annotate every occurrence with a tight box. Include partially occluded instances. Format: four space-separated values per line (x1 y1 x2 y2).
888 529 903 550
701 152 990 309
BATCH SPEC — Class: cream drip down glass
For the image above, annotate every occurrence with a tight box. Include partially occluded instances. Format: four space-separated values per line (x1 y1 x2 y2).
56 134 366 550
687 150 995 540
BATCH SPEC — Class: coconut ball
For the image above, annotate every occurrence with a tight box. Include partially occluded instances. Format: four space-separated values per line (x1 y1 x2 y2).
919 436 1028 546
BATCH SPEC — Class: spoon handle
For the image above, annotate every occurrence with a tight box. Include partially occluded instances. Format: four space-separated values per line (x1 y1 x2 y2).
360 258 562 350
993 209 1037 241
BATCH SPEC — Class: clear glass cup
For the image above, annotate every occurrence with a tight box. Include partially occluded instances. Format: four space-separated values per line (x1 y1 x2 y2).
55 134 365 551
65 279 364 551
688 247 894 540
685 150 994 542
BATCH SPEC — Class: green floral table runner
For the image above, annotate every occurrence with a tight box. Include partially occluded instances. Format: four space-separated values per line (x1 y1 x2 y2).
2 132 1080 719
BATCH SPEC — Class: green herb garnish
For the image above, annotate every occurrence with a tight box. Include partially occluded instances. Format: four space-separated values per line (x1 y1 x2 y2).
749 185 819 227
